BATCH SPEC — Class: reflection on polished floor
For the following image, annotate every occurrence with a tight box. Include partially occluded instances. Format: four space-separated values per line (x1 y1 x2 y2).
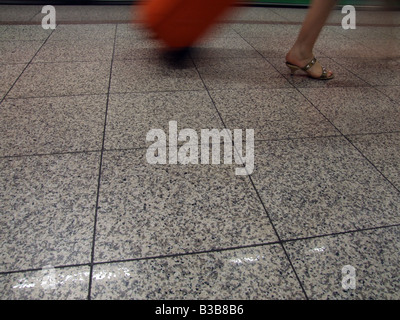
0 4 400 300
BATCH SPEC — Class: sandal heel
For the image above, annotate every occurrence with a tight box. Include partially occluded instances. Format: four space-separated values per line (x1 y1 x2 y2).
286 62 299 75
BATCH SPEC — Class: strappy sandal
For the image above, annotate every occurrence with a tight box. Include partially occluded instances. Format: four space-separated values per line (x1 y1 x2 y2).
285 57 334 80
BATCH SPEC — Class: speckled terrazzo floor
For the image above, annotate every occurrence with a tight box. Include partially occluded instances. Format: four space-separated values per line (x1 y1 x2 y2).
1 4 400 300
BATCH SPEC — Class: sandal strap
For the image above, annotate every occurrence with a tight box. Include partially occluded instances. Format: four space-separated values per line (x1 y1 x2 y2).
321 66 327 78
302 57 317 71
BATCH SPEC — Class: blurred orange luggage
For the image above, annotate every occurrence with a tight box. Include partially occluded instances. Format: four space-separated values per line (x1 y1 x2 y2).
139 0 236 49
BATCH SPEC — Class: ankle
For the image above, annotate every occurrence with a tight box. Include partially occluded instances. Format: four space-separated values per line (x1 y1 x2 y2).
287 43 313 63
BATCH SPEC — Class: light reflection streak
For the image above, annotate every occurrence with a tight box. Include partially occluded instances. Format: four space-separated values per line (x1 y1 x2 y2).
229 255 262 265
12 271 90 290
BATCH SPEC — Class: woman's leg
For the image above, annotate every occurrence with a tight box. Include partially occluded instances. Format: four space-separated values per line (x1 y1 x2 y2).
286 0 337 78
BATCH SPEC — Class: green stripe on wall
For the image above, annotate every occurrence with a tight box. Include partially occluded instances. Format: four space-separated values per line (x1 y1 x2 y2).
244 0 381 5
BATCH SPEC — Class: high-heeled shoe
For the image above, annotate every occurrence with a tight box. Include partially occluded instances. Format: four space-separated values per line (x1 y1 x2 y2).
286 57 334 80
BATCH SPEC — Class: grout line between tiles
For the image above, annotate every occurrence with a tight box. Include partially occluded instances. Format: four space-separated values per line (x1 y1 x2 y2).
236 28 400 196
87 23 118 301
1 133 379 161
344 130 400 139
291 85 400 194
245 175 311 299
372 86 400 105
293 84 400 196
75 220 400 266
0 82 375 101
273 71 400 195
27 7 43 22
2 92 108 101
190 41 310 300
329 56 384 86
373 84 400 87
3 222 400 278
233 32 297 89
1 88 208 101
88 240 282 267
280 223 400 244
0 26 56 107
268 7 291 22
227 30 400 298
0 149 102 160
328 24 400 63
341 135 400 194
29 58 115 64
0 263 91 276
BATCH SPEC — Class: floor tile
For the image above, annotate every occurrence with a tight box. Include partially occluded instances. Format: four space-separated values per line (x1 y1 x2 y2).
0 63 27 100
325 9 354 25
269 8 308 23
91 245 305 299
232 7 287 22
355 38 400 59
94 149 277 262
244 34 302 59
209 88 338 141
105 91 223 150
8 61 111 98
0 25 52 41
239 25 332 60
299 87 400 135
0 95 106 157
199 24 242 39
33 38 115 63
114 24 242 60
375 85 400 103
0 152 100 272
349 132 400 190
0 5 42 22
332 57 400 86
284 226 400 299
267 57 369 88
113 37 163 61
251 137 400 240
231 23 299 39
110 58 204 94
314 33 382 59
334 26 395 41
190 37 260 59
114 35 255 61
115 23 153 40
193 57 290 90
0 41 44 64
48 24 116 41
354 10 400 25
269 8 344 25
379 26 400 40
0 265 90 300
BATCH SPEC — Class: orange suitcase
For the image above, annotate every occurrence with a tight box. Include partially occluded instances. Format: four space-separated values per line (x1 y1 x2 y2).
138 0 237 49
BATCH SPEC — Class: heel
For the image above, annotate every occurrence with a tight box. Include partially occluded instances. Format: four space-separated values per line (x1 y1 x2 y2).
286 62 299 75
